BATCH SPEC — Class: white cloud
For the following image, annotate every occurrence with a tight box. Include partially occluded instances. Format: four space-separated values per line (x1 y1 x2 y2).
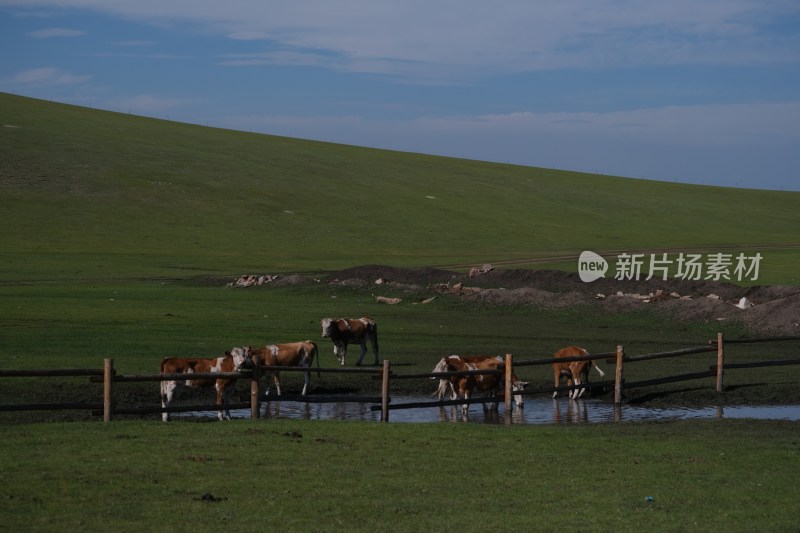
226 31 270 41
108 94 190 114
11 67 91 85
225 102 800 150
3 0 798 80
113 40 157 47
218 101 800 188
218 50 330 67
459 103 800 146
27 27 85 38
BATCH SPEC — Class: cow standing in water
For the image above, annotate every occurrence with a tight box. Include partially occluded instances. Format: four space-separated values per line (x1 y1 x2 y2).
159 347 249 422
243 341 318 396
552 346 606 399
432 355 528 414
320 317 379 366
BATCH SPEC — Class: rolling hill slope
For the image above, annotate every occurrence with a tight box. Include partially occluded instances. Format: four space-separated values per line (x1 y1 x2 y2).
1 92 797 283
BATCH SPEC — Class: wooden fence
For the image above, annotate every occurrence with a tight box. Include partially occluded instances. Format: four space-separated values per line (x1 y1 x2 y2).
1 334 798 423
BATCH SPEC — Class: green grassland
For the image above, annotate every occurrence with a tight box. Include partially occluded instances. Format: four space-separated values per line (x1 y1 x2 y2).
2 92 798 281
1 93 799 531
1 419 798 532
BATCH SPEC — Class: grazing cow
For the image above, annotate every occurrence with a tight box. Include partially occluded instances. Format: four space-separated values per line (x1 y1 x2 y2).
432 355 528 414
320 317 379 366
160 347 249 422
552 346 606 399
243 341 318 396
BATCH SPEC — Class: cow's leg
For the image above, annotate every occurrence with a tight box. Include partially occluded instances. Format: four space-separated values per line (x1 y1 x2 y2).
568 376 577 399
301 363 311 395
356 340 368 366
579 369 590 398
334 343 346 366
273 373 282 396
488 391 499 411
574 374 587 399
218 380 235 420
216 382 226 421
553 367 561 399
161 380 176 422
370 333 380 365
262 372 272 396
461 385 470 415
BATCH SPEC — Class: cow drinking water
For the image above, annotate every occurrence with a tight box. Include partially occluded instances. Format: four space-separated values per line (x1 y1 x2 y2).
552 346 606 399
159 346 249 422
320 317 379 366
432 355 528 414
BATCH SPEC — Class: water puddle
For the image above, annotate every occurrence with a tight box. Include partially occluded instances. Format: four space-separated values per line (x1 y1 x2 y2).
178 396 800 425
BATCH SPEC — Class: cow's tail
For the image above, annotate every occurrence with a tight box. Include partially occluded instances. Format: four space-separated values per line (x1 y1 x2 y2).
368 319 379 355
434 378 450 399
310 341 321 378
591 360 606 378
431 358 449 399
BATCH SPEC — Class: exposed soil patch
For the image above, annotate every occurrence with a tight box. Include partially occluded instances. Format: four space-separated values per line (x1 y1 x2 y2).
218 264 799 335
321 265 800 335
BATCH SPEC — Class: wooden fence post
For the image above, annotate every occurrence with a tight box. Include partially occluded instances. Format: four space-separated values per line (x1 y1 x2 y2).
504 354 513 426
504 353 513 414
716 332 724 393
614 345 624 405
103 358 114 423
250 359 261 420
381 360 391 422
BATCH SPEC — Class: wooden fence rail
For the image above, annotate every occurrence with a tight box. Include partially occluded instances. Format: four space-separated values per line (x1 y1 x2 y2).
1 334 798 423
0 369 103 377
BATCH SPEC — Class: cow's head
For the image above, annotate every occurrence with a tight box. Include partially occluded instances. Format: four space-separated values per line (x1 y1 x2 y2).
431 357 449 378
231 346 254 370
511 378 529 408
321 318 335 338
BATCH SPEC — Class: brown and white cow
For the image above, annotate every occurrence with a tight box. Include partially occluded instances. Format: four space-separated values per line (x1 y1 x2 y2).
159 346 249 422
432 355 528 414
243 341 318 396
320 317 379 366
552 346 606 399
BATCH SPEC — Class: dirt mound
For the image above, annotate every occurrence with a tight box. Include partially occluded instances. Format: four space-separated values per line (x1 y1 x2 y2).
741 292 800 334
327 265 457 285
321 265 800 335
461 288 591 309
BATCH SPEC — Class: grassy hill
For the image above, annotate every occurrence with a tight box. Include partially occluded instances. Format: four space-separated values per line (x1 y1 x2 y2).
1 92 798 283
2 95 798 533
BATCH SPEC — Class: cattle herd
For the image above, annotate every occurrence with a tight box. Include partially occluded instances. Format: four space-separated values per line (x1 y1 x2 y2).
159 316 605 421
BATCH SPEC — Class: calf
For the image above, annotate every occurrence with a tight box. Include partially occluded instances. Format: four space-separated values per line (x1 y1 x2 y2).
552 346 606 399
432 355 528 414
159 347 248 422
320 317 379 366
244 341 318 396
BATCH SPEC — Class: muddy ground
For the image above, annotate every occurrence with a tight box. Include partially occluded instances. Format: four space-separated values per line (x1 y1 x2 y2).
234 264 800 336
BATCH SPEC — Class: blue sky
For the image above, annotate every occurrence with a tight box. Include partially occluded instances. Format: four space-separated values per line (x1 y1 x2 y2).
1 1 799 191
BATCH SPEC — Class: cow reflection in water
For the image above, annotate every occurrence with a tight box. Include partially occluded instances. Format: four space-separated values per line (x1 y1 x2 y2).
552 398 591 424
259 399 313 420
438 401 527 425
259 398 373 421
